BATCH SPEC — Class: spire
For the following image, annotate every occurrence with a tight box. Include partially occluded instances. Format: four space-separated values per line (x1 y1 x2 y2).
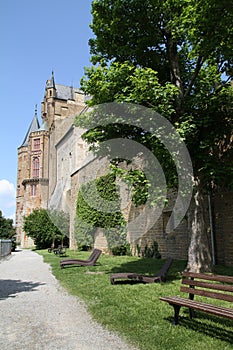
46 70 55 89
20 106 40 147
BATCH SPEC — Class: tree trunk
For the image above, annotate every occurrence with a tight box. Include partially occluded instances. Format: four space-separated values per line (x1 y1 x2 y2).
186 179 212 272
165 30 183 116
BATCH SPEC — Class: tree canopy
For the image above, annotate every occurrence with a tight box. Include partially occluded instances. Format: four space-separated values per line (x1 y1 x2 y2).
23 209 68 249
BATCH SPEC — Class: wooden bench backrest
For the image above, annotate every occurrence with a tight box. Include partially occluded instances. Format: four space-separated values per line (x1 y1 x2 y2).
181 271 233 303
87 249 102 262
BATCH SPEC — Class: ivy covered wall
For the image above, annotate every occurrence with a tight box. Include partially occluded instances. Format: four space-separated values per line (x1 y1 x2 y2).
75 173 126 250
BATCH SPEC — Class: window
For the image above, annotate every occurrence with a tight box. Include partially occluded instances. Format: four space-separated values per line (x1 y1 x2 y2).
32 157 39 177
34 138 40 150
31 184 37 196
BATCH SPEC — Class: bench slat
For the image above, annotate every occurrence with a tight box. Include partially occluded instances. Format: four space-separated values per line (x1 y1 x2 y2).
182 271 233 284
182 278 233 293
160 296 233 320
180 286 233 302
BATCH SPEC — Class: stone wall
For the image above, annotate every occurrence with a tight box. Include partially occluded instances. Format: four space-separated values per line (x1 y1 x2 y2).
213 192 233 266
70 157 110 250
70 154 233 266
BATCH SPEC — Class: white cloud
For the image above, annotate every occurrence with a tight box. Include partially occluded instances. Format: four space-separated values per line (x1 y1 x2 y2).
0 179 16 221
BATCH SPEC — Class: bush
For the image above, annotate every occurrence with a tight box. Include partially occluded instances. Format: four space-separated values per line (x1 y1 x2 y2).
111 243 131 256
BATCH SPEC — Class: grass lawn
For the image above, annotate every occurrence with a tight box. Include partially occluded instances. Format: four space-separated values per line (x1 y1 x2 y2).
38 249 233 350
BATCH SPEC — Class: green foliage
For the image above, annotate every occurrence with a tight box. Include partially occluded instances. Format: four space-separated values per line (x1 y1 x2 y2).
75 173 126 249
143 241 161 259
111 243 131 256
110 165 150 206
23 209 65 249
80 62 178 117
0 210 15 240
77 0 233 191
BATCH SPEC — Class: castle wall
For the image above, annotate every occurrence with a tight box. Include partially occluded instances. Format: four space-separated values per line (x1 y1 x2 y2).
46 102 86 198
213 192 233 266
70 157 110 250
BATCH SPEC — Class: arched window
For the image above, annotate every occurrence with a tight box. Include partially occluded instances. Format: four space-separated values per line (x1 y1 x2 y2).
32 157 39 178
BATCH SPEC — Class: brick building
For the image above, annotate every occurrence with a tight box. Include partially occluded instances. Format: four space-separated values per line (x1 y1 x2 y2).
16 72 87 247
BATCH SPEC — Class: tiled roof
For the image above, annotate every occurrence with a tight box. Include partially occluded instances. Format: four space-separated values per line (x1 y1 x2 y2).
55 84 82 100
20 113 40 147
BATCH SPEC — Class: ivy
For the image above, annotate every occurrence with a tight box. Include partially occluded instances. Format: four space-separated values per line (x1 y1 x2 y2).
110 164 150 206
75 173 126 249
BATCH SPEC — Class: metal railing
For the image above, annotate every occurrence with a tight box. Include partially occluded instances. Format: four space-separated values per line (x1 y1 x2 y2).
0 239 12 258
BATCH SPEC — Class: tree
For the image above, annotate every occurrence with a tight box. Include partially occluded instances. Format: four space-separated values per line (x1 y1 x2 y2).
76 0 233 271
23 209 65 249
0 210 15 239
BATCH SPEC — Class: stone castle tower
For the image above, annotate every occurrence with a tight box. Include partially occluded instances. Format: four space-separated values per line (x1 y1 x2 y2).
16 72 86 247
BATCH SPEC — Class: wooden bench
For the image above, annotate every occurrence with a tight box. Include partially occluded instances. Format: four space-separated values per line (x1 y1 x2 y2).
48 245 67 256
160 271 233 325
55 246 67 256
110 258 173 284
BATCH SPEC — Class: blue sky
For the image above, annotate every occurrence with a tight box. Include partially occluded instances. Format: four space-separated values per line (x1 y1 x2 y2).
0 0 93 220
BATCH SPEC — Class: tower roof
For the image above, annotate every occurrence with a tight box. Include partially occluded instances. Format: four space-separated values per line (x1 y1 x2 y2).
46 70 55 89
45 71 82 100
20 106 40 147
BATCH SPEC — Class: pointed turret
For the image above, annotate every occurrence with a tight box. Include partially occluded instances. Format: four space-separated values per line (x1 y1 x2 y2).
20 106 40 147
46 70 55 89
45 71 57 98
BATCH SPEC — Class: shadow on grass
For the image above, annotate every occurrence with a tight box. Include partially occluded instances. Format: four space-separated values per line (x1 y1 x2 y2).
0 279 46 300
165 312 233 344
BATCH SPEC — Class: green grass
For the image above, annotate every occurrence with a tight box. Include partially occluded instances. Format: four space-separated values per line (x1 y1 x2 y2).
38 249 233 350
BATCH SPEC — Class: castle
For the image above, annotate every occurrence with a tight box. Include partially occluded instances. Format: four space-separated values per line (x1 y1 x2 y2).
16 72 89 248
16 73 233 266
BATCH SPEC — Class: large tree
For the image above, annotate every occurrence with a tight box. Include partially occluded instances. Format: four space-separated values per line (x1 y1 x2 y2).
23 209 66 249
76 0 233 271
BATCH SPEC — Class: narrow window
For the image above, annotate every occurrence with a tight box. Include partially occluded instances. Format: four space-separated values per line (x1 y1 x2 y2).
32 157 39 177
31 184 37 196
34 138 40 150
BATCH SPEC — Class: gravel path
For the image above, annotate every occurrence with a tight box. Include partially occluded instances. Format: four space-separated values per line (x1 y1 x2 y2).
0 249 137 350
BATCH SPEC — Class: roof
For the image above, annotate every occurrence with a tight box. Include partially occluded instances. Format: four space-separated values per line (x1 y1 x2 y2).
55 84 81 100
45 72 83 101
20 112 40 147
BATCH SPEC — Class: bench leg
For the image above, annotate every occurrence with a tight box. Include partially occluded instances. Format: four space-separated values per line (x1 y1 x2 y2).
189 308 195 319
172 305 181 325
